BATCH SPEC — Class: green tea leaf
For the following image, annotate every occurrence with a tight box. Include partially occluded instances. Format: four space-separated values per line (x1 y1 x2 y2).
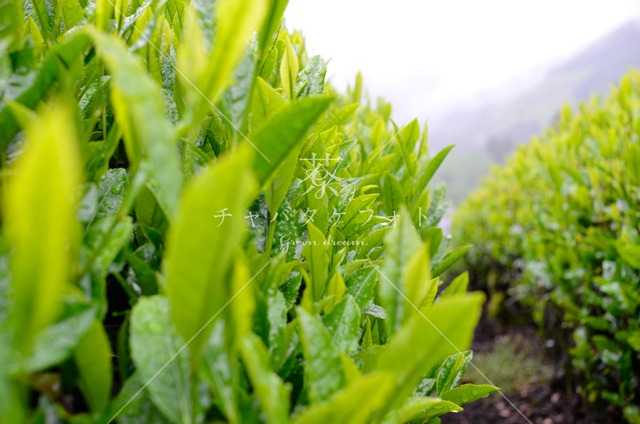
292 373 394 424
164 148 257 362
85 125 122 182
60 0 85 32
395 120 420 178
391 396 462 423
228 255 256 349
441 383 498 405
240 333 291 424
265 145 300 216
27 307 96 372
251 96 331 185
339 194 379 238
422 184 448 228
345 266 377 309
380 173 405 216
204 0 267 102
297 55 327 98
250 77 286 129
441 272 469 298
4 104 81 353
84 216 134 279
403 243 434 314
378 206 422 334
74 321 113 412
323 295 361 354
87 28 182 218
31 0 53 42
257 0 288 63
91 168 129 224
0 33 91 147
431 245 472 277
280 38 298 100
0 372 24 423
297 307 346 403
221 46 258 130
434 352 470 395
258 79 301 214
303 222 329 301
135 185 169 244
177 5 208 104
0 0 22 42
105 373 172 424
265 289 289 368
201 321 240 424
130 296 192 424
376 293 484 415
418 145 454 189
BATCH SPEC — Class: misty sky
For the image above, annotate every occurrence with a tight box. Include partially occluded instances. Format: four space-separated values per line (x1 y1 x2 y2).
285 0 640 124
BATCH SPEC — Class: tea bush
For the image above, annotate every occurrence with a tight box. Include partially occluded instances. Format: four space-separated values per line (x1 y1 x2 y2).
0 0 494 422
455 70 640 422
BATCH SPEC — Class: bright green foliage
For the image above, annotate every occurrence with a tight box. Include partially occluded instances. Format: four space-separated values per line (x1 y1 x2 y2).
130 296 192 424
0 0 493 422
88 27 182 217
4 104 81 353
163 148 258 365
74 321 113 413
454 70 640 421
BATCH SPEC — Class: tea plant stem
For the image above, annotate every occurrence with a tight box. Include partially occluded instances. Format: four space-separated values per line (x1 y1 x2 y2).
264 219 276 258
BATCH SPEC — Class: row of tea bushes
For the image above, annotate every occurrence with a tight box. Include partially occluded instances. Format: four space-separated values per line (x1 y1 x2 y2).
454 70 640 422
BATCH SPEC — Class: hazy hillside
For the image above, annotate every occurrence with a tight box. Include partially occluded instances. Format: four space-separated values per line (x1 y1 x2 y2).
433 20 640 204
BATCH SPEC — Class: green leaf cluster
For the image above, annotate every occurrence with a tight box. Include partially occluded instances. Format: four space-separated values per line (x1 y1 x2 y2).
0 0 493 422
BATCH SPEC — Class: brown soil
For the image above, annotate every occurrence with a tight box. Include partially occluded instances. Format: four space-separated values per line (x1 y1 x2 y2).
441 314 619 424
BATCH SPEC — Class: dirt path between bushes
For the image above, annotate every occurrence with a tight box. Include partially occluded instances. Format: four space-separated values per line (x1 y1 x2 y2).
441 315 616 424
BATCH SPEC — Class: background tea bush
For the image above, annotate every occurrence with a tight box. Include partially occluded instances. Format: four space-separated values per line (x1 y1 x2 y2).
454 70 640 422
0 0 494 422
